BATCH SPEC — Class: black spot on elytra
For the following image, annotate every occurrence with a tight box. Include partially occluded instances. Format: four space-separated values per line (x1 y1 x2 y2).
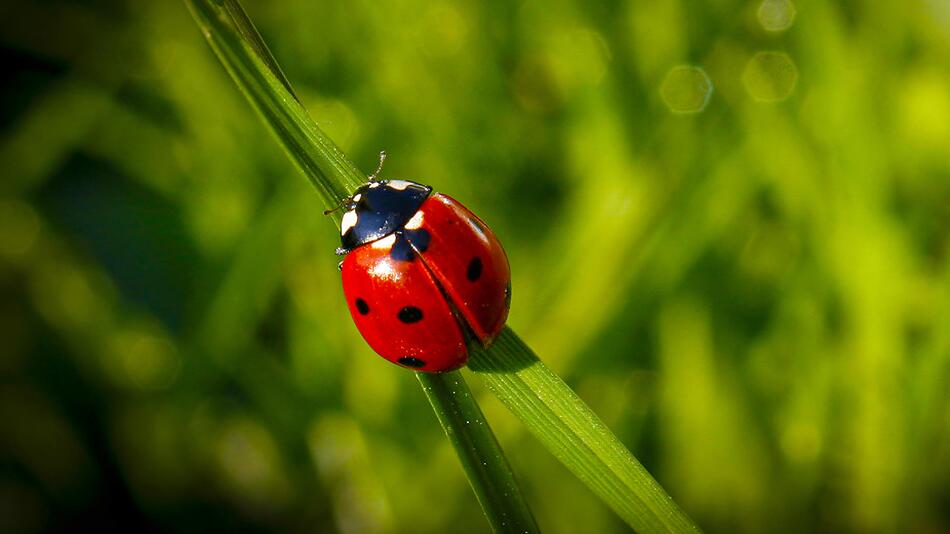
467 257 483 281
504 280 512 308
355 298 369 315
398 306 423 323
398 356 426 368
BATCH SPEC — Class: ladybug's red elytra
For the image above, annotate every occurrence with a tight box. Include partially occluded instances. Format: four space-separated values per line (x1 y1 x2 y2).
334 155 511 372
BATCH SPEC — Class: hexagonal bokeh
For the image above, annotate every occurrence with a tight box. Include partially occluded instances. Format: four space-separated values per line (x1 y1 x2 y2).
660 65 714 114
757 0 796 32
742 51 798 102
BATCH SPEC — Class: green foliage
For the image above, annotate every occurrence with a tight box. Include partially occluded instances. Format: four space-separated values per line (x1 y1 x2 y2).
0 0 948 533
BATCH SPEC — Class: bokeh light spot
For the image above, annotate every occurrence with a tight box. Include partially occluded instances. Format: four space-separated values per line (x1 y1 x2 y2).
743 51 798 102
898 68 950 153
307 97 360 150
757 0 796 32
660 65 713 114
512 55 564 113
216 418 291 512
512 27 611 113
188 185 252 254
422 4 468 57
30 262 114 332
107 325 181 390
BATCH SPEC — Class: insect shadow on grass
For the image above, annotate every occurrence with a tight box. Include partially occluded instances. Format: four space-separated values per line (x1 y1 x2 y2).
467 329 536 373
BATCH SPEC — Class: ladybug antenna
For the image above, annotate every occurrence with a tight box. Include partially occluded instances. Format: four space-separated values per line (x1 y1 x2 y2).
324 150 387 216
368 150 387 182
323 196 351 216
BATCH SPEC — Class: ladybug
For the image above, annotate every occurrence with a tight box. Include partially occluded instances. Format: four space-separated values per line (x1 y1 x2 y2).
333 153 511 372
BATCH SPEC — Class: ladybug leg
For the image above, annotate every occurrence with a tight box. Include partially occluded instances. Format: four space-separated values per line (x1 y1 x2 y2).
323 196 354 216
337 260 344 271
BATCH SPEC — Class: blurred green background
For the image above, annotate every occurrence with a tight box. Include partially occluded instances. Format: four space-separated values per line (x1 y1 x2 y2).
1 0 948 532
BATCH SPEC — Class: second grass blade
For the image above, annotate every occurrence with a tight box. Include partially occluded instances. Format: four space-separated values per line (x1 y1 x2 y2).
419 371 540 533
468 328 701 534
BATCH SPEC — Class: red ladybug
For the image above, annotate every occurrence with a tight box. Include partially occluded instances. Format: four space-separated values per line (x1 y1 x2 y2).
334 158 511 372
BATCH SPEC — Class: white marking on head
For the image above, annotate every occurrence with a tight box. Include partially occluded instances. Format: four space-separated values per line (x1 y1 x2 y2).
371 234 397 249
352 193 362 202
368 182 380 188
341 209 358 235
404 210 424 230
386 180 413 191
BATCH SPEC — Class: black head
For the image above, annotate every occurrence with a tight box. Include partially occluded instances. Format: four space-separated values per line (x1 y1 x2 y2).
338 180 432 253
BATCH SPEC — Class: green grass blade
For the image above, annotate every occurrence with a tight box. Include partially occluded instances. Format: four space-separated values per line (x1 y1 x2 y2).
218 0 298 101
418 371 540 534
184 0 363 221
469 328 701 534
